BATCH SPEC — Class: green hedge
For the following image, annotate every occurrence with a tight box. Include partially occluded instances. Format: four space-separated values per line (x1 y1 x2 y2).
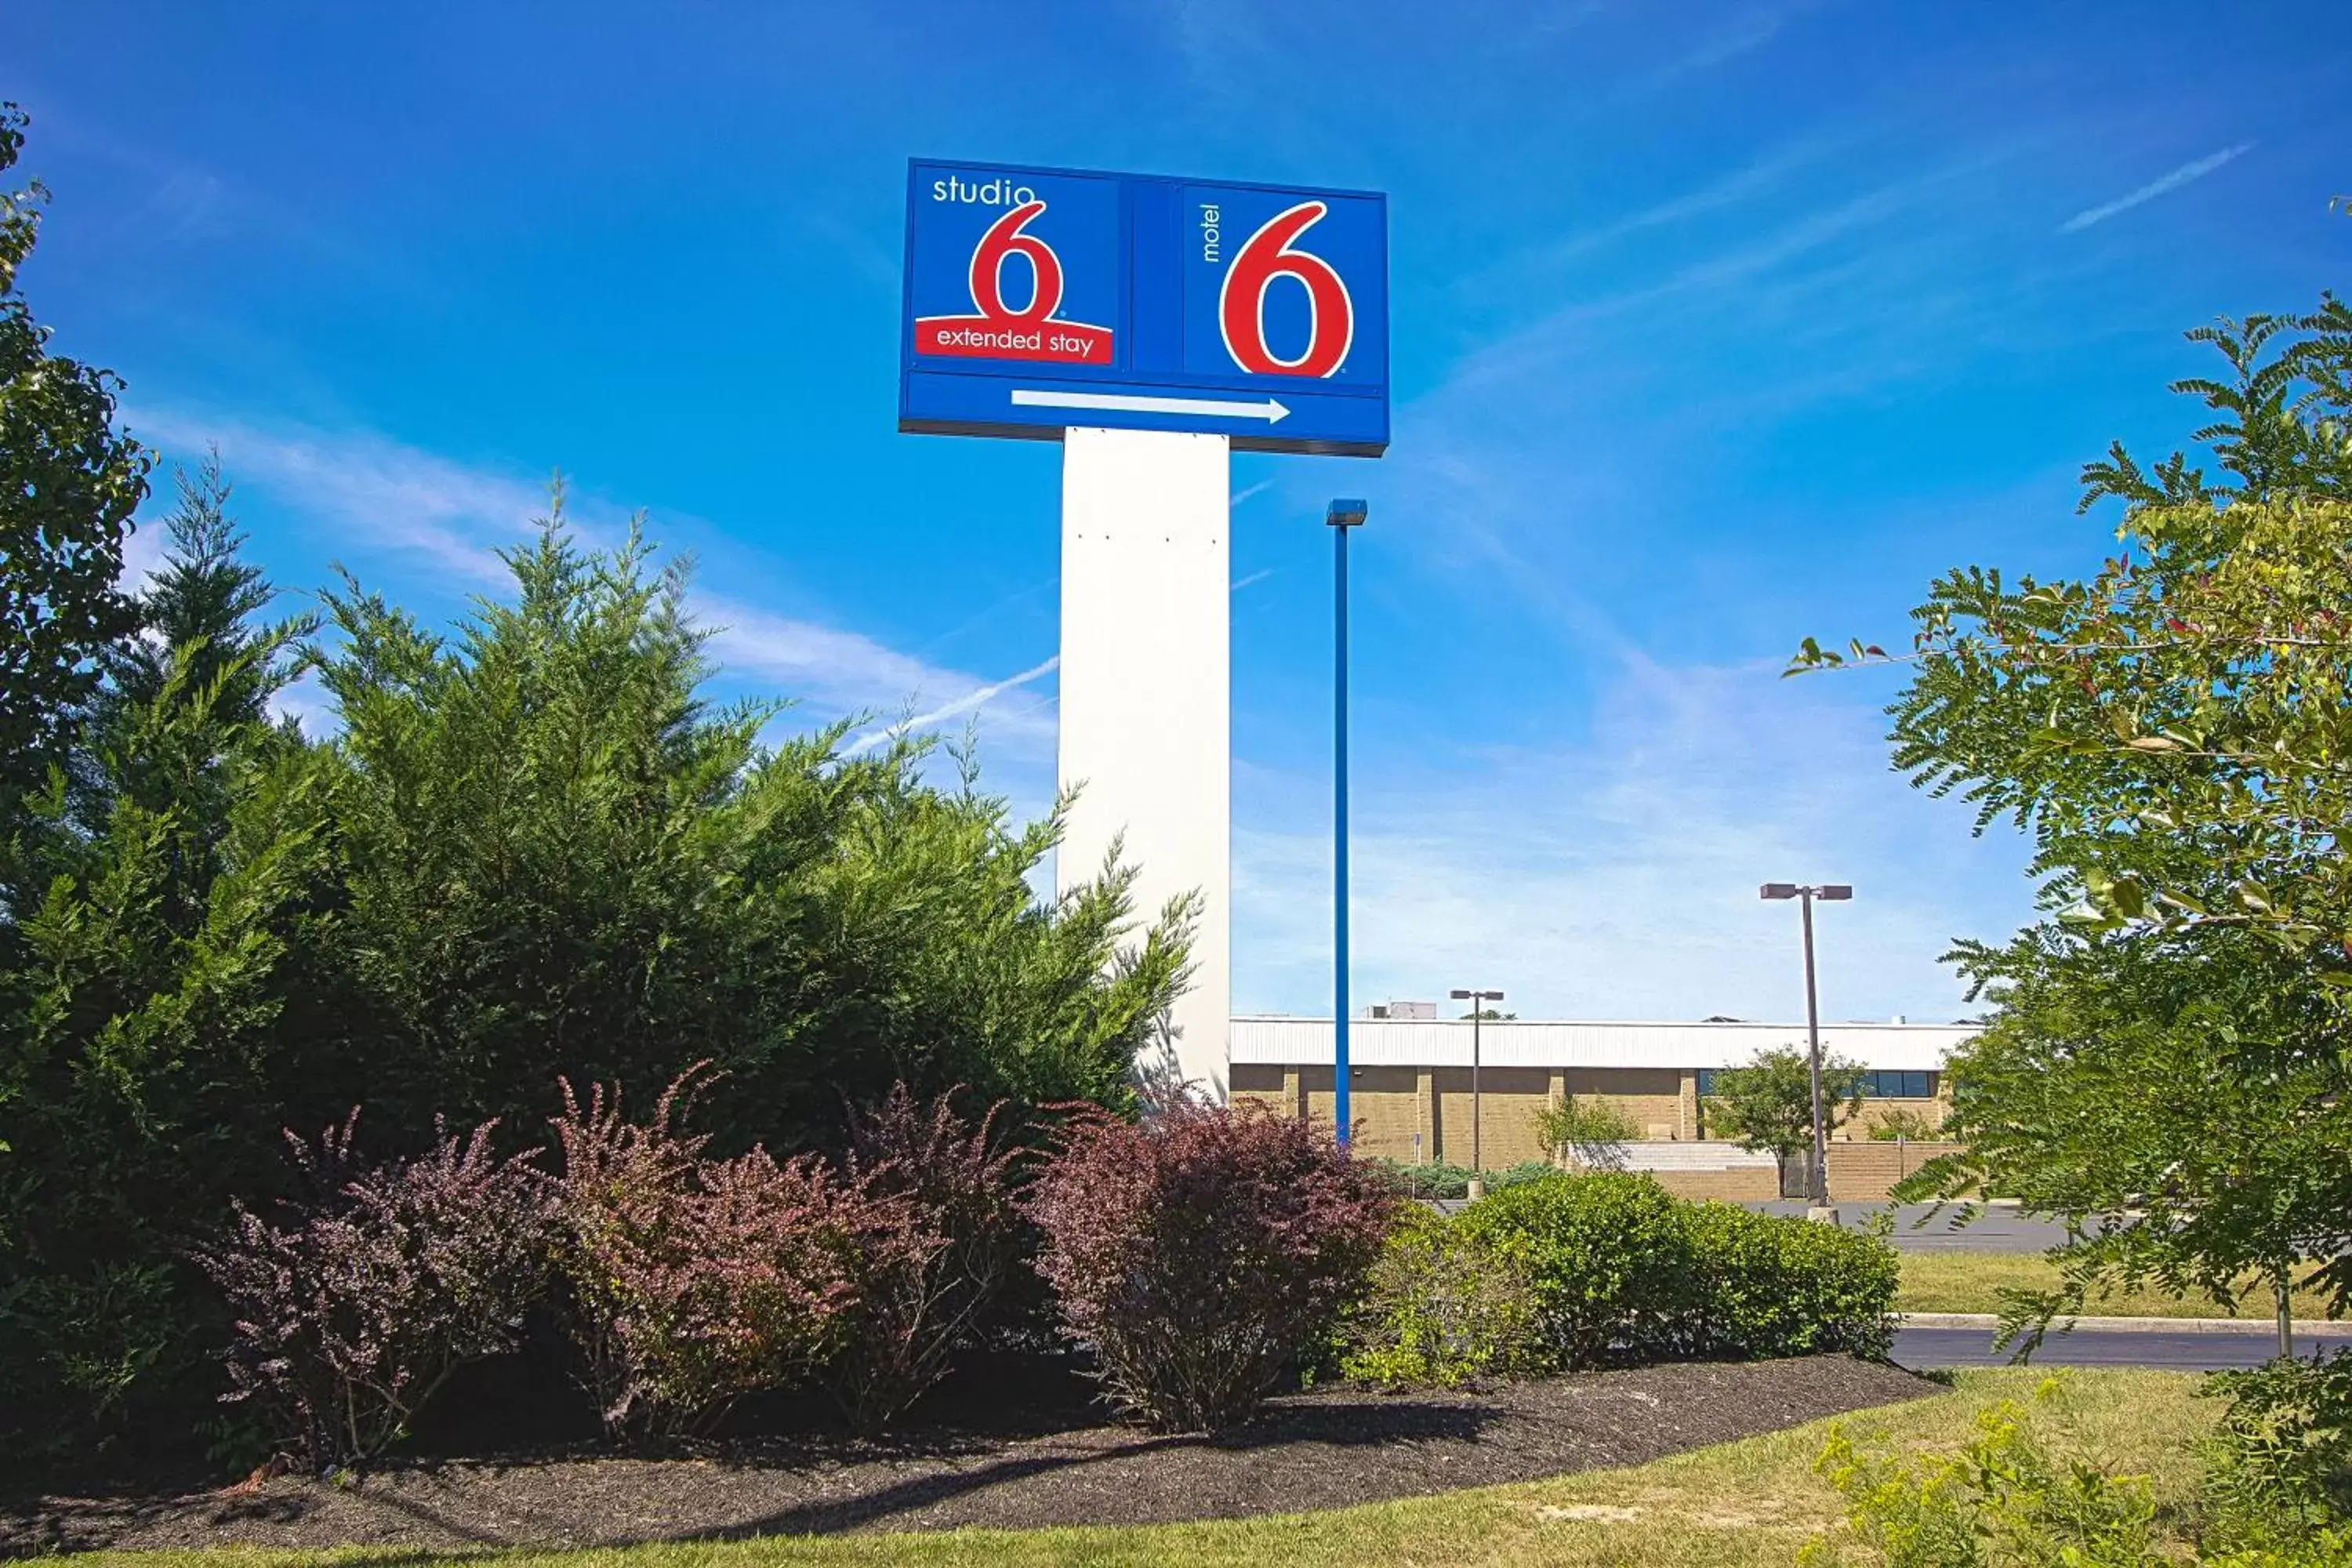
1446 1172 1896 1370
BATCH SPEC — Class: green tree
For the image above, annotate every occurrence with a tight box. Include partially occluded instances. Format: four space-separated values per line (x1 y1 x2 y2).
0 466 329 1457
0 105 150 807
1704 1046 1865 1162
1797 296 2352 1341
311 503 1188 1152
2 477 1190 1466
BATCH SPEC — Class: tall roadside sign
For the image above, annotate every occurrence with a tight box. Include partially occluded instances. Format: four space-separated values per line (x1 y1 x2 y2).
900 159 1388 1101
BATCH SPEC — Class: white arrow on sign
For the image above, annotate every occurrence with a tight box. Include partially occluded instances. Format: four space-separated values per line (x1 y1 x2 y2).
1011 388 1290 423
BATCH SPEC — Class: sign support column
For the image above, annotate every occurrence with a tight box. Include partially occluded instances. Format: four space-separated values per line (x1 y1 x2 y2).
1056 426 1232 1100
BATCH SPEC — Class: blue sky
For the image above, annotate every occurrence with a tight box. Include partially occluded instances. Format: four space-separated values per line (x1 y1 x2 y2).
13 2 2349 1025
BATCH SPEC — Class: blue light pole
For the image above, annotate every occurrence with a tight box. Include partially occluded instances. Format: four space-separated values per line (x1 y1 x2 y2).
1327 499 1367 1148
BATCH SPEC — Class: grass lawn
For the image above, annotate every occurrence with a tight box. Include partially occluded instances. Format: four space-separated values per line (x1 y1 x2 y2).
61 1370 2210 1568
1897 1250 2339 1321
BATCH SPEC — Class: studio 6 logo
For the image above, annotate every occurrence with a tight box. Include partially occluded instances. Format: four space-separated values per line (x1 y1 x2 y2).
1218 201 1354 379
916 201 1115 366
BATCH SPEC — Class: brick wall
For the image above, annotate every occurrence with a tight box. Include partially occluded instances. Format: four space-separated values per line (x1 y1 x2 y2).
1825 1140 1962 1201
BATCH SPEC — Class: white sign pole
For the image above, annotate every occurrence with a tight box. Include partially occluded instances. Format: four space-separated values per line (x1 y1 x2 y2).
1056 426 1232 1101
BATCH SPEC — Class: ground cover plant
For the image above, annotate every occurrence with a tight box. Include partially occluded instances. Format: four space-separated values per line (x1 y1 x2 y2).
1025 1099 1396 1432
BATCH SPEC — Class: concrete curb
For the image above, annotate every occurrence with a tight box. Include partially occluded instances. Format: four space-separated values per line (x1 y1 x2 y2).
1900 1312 2347 1338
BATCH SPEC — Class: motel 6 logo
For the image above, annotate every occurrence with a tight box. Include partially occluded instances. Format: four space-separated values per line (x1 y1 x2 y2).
1213 201 1355 379
914 198 1116 367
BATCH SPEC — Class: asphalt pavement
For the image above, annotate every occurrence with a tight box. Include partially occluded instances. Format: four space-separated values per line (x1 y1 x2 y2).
1894 1325 2352 1370
1751 1201 2084 1252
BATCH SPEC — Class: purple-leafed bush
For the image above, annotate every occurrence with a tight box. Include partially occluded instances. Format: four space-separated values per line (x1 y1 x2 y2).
550 1067 876 1439
827 1083 1023 1434
194 1112 552 1466
1026 1098 1397 1433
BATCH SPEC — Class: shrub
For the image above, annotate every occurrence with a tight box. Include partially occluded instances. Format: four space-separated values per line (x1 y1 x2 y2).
1026 1099 1396 1432
2201 1349 2352 1547
1342 1207 1539 1388
194 1112 552 1466
550 1069 875 1439
1681 1201 1899 1361
1454 1172 1698 1368
1533 1095 1641 1170
826 1083 1023 1434
1451 1174 1898 1370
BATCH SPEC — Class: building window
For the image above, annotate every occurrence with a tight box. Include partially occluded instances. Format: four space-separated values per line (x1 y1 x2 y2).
1860 1069 1935 1099
1695 1069 1718 1097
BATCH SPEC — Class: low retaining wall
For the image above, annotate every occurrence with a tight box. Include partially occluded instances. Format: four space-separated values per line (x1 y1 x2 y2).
1577 1141 1965 1203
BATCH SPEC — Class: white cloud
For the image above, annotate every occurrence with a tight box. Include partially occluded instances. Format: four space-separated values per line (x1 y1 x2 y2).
1233 655 2034 1024
125 406 1058 749
841 656 1061 757
128 406 536 586
2059 141 2255 233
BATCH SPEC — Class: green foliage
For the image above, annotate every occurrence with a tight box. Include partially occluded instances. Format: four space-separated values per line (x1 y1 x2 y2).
1871 1105 1945 1142
1454 1174 1898 1370
0 467 330 1457
1809 1370 2352 1567
1679 1200 1900 1361
2201 1351 2352 1548
0 478 1188 1465
1456 1172 1695 1368
1900 931 2350 1353
1813 296 2352 1341
1805 1377 2166 1566
312 507 1183 1152
1340 1207 1539 1388
1366 1158 1553 1200
1704 1045 1865 1160
1531 1094 1639 1168
0 104 151 804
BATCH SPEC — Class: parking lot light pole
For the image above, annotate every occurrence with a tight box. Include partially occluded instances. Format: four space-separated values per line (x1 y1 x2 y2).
1759 883 1851 1213
1328 499 1367 1148
1449 987 1505 1193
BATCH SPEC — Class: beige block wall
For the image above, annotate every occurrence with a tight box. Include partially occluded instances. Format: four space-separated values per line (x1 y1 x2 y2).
1845 1097 1950 1138
1825 1140 1963 1201
1237 1063 1962 1191
1239 1064 1707 1167
1645 1167 1782 1202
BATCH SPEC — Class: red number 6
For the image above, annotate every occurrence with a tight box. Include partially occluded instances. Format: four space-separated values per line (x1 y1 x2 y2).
1218 201 1354 378
968 201 1063 324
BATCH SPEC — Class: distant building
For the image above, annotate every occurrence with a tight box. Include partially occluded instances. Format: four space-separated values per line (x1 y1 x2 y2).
1229 1014 1966 1171
1361 1000 1437 1020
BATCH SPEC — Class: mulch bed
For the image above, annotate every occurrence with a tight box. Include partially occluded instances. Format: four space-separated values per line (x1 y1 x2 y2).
4 1356 1937 1555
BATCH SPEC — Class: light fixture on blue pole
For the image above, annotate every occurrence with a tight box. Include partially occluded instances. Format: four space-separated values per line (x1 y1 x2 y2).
1327 498 1367 1148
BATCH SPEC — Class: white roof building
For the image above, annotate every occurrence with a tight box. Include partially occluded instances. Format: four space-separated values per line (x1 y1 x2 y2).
1231 1014 1973 1072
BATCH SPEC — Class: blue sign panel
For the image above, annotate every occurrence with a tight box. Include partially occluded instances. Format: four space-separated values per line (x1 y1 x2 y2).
901 160 1388 458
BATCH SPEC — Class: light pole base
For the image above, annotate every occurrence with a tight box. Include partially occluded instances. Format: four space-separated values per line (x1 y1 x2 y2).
1466 1178 1487 1202
1806 1205 1841 1225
